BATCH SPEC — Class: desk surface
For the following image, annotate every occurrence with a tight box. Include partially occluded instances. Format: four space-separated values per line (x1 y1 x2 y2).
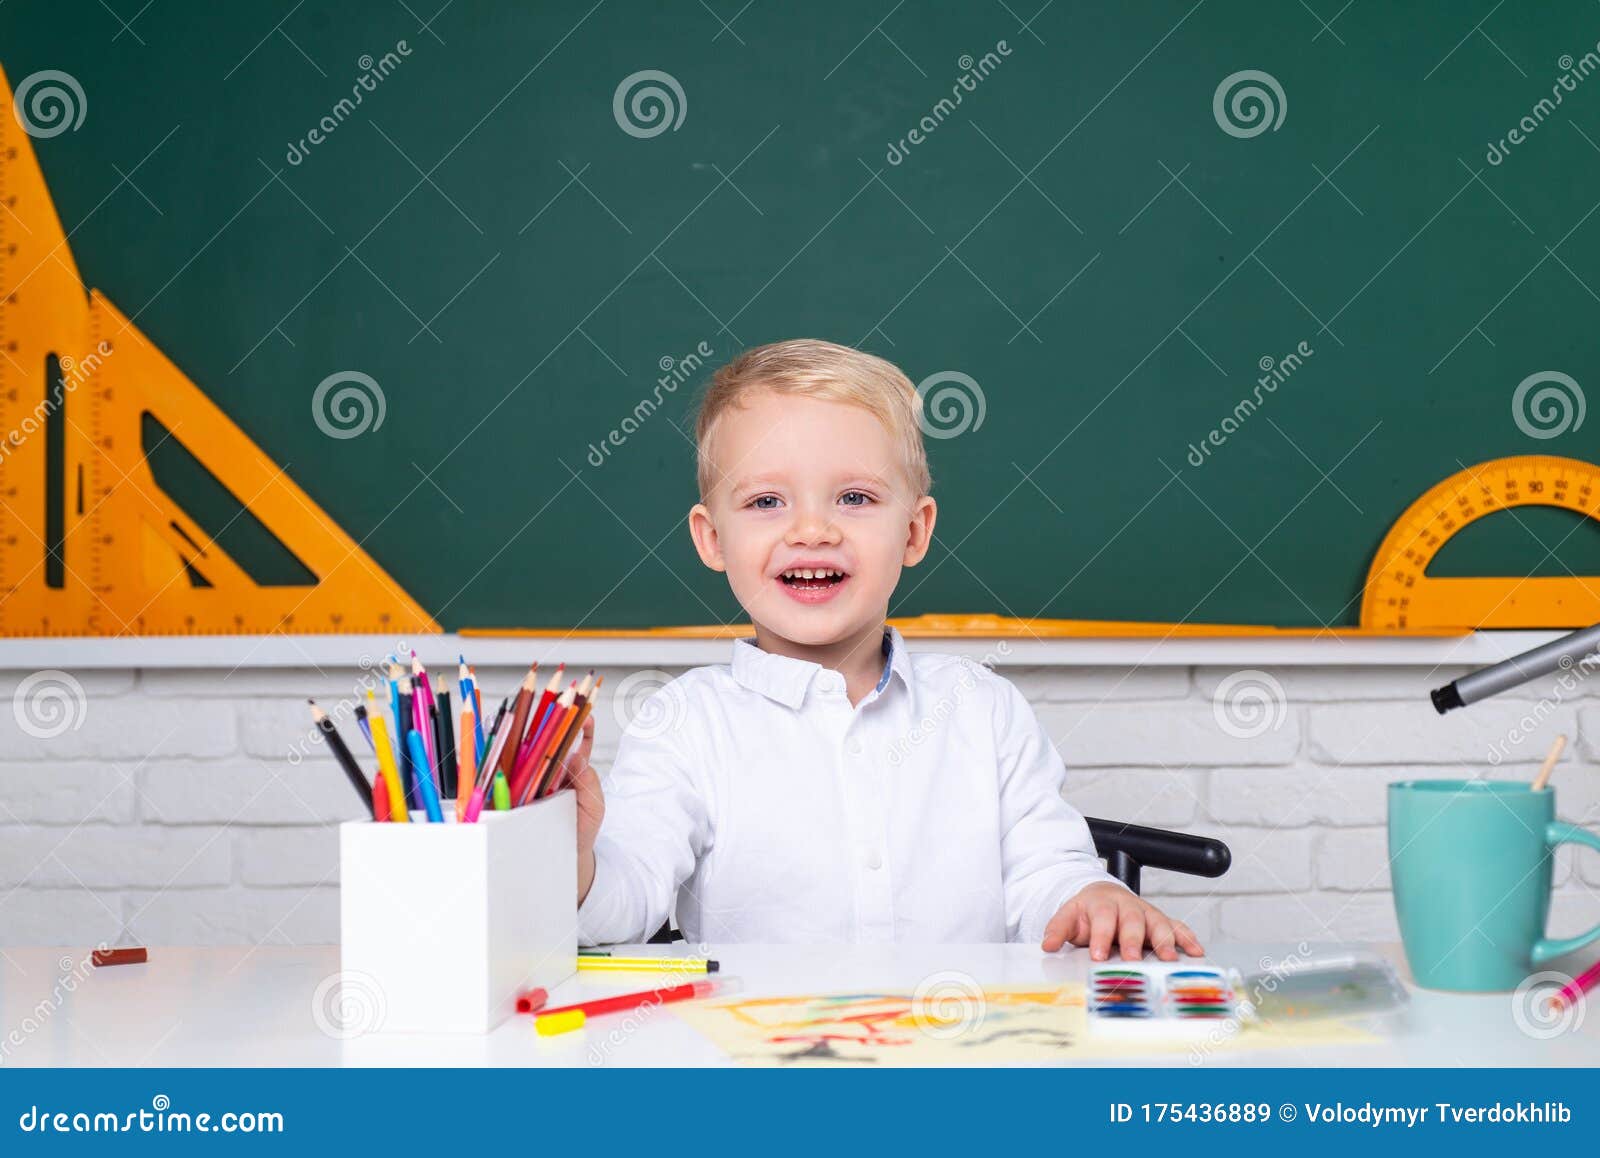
2 942 1595 1067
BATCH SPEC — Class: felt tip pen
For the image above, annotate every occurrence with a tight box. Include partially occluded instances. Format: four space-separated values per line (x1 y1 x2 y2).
575 956 719 974
532 978 739 1035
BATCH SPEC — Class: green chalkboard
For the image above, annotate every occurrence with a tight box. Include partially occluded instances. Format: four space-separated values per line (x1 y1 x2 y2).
7 0 1600 629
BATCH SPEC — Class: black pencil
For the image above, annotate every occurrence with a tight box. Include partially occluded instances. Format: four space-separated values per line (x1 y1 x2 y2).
436 688 457 798
309 700 375 817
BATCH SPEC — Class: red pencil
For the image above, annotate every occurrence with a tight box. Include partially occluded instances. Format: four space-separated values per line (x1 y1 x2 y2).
509 683 576 804
512 665 564 769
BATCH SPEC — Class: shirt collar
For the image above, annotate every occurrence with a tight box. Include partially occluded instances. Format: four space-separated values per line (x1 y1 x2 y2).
730 626 914 711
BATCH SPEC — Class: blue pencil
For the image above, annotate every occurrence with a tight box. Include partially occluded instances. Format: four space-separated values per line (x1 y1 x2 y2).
405 729 444 822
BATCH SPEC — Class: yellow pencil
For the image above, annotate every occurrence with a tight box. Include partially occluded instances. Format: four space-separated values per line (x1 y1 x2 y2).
364 688 409 822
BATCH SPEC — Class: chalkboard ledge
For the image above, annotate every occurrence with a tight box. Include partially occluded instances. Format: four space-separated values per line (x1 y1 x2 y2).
0 629 1575 670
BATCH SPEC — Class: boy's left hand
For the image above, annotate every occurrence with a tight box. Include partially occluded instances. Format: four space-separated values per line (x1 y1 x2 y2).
1042 881 1204 961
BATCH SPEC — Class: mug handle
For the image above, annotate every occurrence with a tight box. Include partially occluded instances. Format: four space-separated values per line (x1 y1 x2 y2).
1531 822 1600 963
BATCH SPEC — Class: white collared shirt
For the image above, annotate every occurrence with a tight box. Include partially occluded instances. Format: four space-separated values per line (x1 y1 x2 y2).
577 627 1124 946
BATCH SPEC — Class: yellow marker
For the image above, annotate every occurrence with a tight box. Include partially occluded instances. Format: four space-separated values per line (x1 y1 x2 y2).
576 957 715 974
535 1009 586 1036
365 689 409 822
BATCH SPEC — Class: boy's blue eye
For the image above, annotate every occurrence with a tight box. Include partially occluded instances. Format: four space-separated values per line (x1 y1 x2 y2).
750 495 781 510
840 491 871 507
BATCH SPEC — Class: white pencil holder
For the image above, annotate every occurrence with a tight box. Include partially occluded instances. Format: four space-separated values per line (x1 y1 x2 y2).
339 790 577 1034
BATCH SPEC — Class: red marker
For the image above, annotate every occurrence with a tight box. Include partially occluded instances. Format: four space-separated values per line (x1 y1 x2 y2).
532 978 738 1035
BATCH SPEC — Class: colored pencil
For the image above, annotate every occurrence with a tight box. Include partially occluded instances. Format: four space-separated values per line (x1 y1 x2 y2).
480 695 508 768
459 657 486 769
436 688 457 798
309 701 375 817
537 677 602 799
463 705 517 823
512 665 564 771
1552 958 1599 1010
353 704 376 753
455 695 477 821
411 653 439 778
396 674 417 811
469 664 483 723
500 665 540 777
509 683 575 804
405 729 444 822
364 688 409 823
523 676 591 804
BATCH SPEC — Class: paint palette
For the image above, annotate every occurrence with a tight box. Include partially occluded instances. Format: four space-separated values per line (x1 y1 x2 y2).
1088 963 1240 1038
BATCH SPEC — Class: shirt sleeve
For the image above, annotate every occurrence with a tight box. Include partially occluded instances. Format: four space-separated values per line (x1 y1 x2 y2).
989 669 1128 944
576 684 711 946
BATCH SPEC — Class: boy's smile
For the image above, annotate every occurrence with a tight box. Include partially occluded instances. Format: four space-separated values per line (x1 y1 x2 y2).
689 390 936 692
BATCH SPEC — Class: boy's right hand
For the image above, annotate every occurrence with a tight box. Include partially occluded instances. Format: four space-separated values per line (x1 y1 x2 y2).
563 713 603 903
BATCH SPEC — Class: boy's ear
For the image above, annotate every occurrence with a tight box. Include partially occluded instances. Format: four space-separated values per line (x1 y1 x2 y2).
902 495 937 568
688 502 726 572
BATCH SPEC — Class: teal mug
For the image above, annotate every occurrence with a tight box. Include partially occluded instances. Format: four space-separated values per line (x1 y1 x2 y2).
1388 779 1600 991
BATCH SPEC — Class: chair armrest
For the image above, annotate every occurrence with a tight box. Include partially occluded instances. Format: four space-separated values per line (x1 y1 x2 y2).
1085 817 1232 895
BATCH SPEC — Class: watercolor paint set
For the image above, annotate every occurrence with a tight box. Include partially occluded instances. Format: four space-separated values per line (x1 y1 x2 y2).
1088 962 1242 1038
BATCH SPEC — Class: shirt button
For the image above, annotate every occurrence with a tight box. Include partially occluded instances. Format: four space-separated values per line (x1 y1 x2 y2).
848 738 864 756
866 852 883 871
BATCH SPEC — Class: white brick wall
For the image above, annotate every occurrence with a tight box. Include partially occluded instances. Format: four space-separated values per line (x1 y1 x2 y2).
3 661 1598 948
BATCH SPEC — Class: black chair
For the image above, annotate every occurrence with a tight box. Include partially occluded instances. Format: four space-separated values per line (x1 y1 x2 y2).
646 819 1230 942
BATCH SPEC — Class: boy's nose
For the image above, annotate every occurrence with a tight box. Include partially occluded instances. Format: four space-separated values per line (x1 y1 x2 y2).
785 506 842 546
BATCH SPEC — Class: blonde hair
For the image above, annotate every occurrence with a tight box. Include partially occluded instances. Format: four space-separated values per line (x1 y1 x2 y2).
694 339 931 499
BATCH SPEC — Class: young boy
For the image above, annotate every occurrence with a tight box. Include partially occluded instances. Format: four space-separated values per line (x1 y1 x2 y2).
557 339 1203 961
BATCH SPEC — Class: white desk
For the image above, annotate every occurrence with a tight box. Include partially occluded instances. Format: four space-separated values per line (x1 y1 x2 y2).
2 942 1596 1066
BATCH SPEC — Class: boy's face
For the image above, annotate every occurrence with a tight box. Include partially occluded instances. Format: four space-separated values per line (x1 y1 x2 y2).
689 390 936 651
